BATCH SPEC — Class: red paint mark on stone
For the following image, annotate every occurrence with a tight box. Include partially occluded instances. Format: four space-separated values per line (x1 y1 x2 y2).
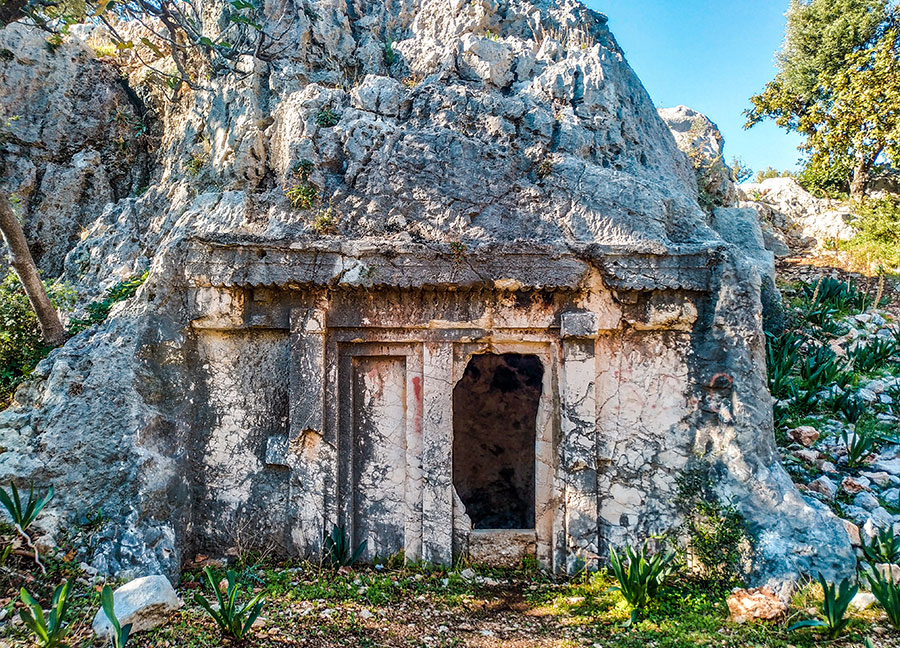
413 376 422 403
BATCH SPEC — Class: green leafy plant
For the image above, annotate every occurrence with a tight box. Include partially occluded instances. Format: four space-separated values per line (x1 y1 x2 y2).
286 183 319 210
68 271 149 335
851 338 898 373
842 426 876 468
0 271 73 405
315 107 340 127
324 524 366 568
311 208 337 234
788 574 857 639
675 466 752 584
608 542 676 623
834 391 867 425
194 567 265 639
866 566 900 629
0 482 53 532
765 331 804 399
19 580 73 648
798 344 845 392
862 525 900 565
101 585 132 648
383 39 396 66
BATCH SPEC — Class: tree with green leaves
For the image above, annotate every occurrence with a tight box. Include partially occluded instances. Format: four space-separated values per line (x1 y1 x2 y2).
746 0 897 200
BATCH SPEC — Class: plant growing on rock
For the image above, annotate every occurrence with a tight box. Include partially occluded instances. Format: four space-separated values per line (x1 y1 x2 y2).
195 567 265 640
19 580 73 648
608 542 676 624
315 107 340 127
101 584 133 648
324 524 366 568
67 271 149 335
788 574 857 639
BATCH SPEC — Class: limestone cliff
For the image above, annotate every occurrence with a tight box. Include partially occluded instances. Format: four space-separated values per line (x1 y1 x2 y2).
0 0 853 588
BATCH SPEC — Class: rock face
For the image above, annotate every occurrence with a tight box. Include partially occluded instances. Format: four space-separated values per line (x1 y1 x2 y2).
0 0 853 588
658 105 737 208
0 24 149 276
92 575 182 638
740 177 856 250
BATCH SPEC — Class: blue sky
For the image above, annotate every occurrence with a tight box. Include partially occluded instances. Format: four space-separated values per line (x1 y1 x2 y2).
584 0 805 175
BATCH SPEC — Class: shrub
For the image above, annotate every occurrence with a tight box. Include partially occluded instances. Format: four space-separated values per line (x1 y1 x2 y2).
788 574 857 639
101 584 132 648
195 567 265 639
798 344 845 393
675 465 753 584
841 196 900 268
68 271 148 335
286 183 319 210
0 270 72 405
0 482 53 532
323 524 366 568
765 331 804 399
608 542 676 623
19 581 73 648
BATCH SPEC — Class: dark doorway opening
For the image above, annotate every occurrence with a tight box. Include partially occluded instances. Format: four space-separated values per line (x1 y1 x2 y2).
452 353 543 529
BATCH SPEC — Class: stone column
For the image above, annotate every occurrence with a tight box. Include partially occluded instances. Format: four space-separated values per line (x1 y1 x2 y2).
559 311 600 573
285 306 332 557
421 342 454 564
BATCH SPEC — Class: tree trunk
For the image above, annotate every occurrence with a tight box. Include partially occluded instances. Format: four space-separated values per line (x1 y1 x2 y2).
0 193 65 346
850 151 879 203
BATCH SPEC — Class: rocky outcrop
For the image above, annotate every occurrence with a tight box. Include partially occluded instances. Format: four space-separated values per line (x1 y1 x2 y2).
658 105 737 208
0 0 853 589
740 177 856 251
0 24 150 276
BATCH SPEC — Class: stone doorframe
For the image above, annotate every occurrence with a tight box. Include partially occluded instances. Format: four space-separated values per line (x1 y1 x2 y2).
277 305 603 572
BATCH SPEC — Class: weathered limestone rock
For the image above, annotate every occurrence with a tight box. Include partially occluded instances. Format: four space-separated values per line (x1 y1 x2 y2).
0 23 149 275
658 105 737 208
0 0 854 590
740 177 856 249
92 575 182 638
789 426 820 447
726 587 788 624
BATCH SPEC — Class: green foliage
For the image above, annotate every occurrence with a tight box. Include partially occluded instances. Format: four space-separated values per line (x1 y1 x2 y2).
185 152 207 175
867 566 900 628
850 337 898 372
0 482 53 531
19 580 73 648
311 208 337 234
754 166 793 183
765 331 804 399
324 524 366 568
383 39 396 66
802 276 871 314
796 155 853 196
194 567 265 639
314 108 340 128
845 195 900 268
788 574 857 639
746 0 897 198
68 271 148 335
0 270 73 405
101 585 132 648
285 159 319 210
842 425 877 467
675 465 752 585
862 525 900 564
608 542 676 623
286 183 319 210
798 344 845 392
